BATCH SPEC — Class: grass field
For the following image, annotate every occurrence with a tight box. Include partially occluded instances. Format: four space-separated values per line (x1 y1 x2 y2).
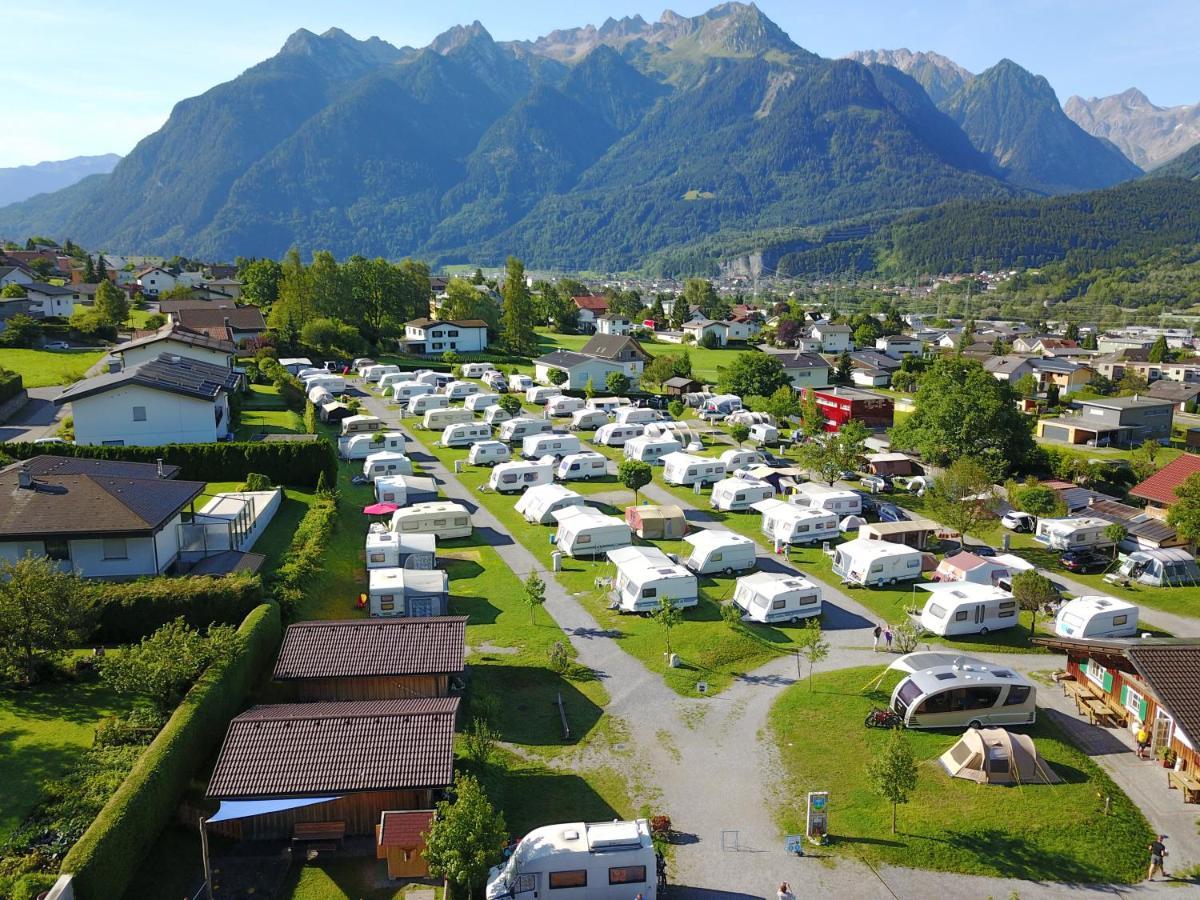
769 667 1153 883
531 328 748 384
0 348 104 387
235 383 305 440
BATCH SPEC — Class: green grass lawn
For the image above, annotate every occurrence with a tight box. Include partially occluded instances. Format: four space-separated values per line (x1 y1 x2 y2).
769 667 1153 883
282 860 442 900
235 383 305 440
530 328 750 384
0 348 105 387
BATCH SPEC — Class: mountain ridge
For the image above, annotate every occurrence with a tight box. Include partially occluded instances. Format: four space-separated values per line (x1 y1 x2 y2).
0 154 121 208
1064 88 1200 170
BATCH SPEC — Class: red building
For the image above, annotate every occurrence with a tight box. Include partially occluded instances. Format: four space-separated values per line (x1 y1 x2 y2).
803 386 894 432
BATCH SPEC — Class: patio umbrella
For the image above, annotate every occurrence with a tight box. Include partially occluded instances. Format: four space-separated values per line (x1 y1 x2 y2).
363 502 399 516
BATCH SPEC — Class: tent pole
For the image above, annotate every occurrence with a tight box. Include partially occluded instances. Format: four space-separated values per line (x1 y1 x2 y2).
199 815 214 900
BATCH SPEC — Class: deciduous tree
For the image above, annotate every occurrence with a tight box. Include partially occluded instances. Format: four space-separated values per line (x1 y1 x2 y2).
653 596 683 660
1168 473 1200 548
605 371 630 394
0 557 94 684
424 772 506 898
1010 569 1058 637
94 279 129 328
523 572 546 624
101 618 236 714
867 729 918 834
718 352 790 398
925 457 998 542
618 458 652 504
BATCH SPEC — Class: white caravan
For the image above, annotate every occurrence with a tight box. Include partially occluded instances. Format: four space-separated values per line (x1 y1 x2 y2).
441 422 492 448
720 449 763 473
749 423 779 445
414 370 451 389
307 386 334 407
486 819 660 900
752 499 839 546
508 373 534 392
681 530 757 576
527 385 562 404
302 374 346 395
390 502 472 539
556 451 608 481
377 372 408 393
340 431 407 461
483 406 514 426
831 537 924 587
465 392 500 412
614 407 663 426
570 409 609 432
917 583 1020 637
279 357 313 375
546 395 586 417
460 362 495 379
710 477 775 512
444 380 482 400
363 364 400 383
488 460 555 494
608 546 698 614
523 432 582 460
516 484 586 525
790 483 862 517
586 397 631 414
733 572 822 624
1054 595 1140 640
551 507 632 558
500 417 554 444
368 567 448 618
364 531 436 570
467 440 511 466
595 423 644 447
422 407 474 430
341 415 384 437
373 474 435 506
392 381 435 403
623 435 681 465
362 451 414 482
408 393 449 416
1035 516 1115 552
889 652 1037 729
662 452 725 487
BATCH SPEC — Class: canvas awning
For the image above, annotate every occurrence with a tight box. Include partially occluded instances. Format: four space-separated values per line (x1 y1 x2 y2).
207 796 341 823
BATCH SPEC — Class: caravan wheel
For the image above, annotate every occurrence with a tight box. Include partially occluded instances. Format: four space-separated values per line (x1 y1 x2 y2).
790 616 801 624
979 626 990 635
887 577 897 586
723 567 734 576
968 719 983 730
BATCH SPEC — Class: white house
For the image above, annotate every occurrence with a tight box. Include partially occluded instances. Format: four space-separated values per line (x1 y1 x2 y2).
0 266 33 288
56 353 240 446
135 266 177 297
111 323 235 371
534 350 626 391
23 282 82 317
724 317 761 342
595 314 631 336
580 334 650 381
682 318 728 347
400 318 489 355
765 351 832 390
875 335 922 359
572 295 609 329
811 323 852 353
0 456 205 578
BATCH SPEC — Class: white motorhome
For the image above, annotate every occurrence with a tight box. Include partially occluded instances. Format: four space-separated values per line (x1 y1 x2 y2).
752 499 839 546
408 393 449 416
595 423 644 447
483 406 513 426
340 432 407 461
392 381 435 404
831 537 924 586
527 385 562 404
790 483 862 516
586 397 631 414
373 474 435 506
608 546 698 614
362 451 414 482
516 483 586 525
364 530 436 570
500 417 554 444
1054 595 1140 640
719 449 763 474
488 460 555 494
749 423 779 445
341 415 384 437
465 392 501 412
546 395 586 417
467 440 510 466
889 652 1037 729
701 394 742 417
508 373 534 392
441 421 492 448
710 477 775 512
390 502 472 540
662 452 725 487
423 407 474 430
614 407 663 426
1035 516 1115 552
733 572 822 624
556 451 608 481
486 819 660 900
552 507 631 558
570 409 609 432
363 364 400 383
917 583 1019 637
444 380 482 400
302 374 346 395
681 530 757 575
460 362 495 379
623 435 681 465
523 432 582 460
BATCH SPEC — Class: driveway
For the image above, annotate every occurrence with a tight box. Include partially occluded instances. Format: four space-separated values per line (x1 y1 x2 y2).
0 387 67 443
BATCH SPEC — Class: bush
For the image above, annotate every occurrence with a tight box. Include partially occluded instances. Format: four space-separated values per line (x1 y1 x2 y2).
0 368 23 405
61 603 281 900
271 497 337 617
668 399 685 419
90 574 263 644
303 398 318 433
241 472 272 492
257 358 305 411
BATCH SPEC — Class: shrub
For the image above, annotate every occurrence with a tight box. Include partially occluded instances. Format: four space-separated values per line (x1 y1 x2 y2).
303 398 318 433
668 399 685 419
271 497 337 617
241 472 272 492
90 574 263 644
0 368 23 405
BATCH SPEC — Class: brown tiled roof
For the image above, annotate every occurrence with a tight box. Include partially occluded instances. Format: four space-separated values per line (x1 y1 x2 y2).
572 295 609 311
581 334 649 361
114 323 235 355
378 810 435 848
1126 645 1200 748
207 698 459 799
1130 454 1200 506
274 617 467 680
174 306 266 331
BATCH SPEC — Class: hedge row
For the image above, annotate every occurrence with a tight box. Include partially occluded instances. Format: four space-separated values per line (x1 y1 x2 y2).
0 369 22 405
258 358 306 411
271 495 337 615
61 602 282 900
92 574 263 644
3 439 336 488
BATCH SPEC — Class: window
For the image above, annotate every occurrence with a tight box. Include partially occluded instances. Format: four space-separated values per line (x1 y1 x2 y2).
102 440 125 446
1124 685 1144 714
102 538 128 560
1004 685 1032 706
711 552 723 562
609 865 647 885
448 330 459 337
1085 659 1109 688
577 534 591 544
380 599 395 612
954 610 969 621
906 559 921 569
369 552 385 563
549 870 587 889
1113 614 1128 626
44 539 70 562
434 519 447 528
928 603 947 619
772 599 787 610
642 588 657 598
132 406 147 422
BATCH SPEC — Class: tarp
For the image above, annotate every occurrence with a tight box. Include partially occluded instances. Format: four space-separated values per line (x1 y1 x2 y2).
207 796 341 823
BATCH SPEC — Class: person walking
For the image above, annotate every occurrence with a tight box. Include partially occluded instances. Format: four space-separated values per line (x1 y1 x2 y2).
777 882 796 900
872 624 882 652
1136 725 1151 760
1147 834 1168 880
884 625 894 652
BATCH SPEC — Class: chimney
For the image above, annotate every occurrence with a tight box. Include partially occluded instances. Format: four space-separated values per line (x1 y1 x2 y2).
156 458 165 479
17 470 33 489
223 316 231 329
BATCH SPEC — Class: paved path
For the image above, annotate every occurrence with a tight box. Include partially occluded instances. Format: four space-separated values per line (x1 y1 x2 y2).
0 386 66 443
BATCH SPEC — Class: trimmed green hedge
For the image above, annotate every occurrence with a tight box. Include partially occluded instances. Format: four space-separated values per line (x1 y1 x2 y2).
271 495 337 616
3 439 336 488
92 574 263 643
61 602 282 900
0 368 22 405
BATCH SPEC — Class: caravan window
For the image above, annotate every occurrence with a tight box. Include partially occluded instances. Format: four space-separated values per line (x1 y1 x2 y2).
455 517 468 526
927 603 947 619
549 870 587 889
1003 685 1031 706
401 521 418 532
906 559 920 569
797 524 809 533
577 534 592 545
609 866 647 885
1113 614 1128 626
954 610 968 621
772 599 787 610
369 552 385 563
964 686 1002 709
642 588 657 598
710 552 723 562
434 519 447 528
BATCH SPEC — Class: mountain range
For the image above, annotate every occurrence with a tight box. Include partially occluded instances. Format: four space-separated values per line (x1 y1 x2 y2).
1064 89 1200 170
0 153 120 208
0 3 1192 273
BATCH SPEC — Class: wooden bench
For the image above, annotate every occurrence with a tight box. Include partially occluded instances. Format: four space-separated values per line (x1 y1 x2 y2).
1167 770 1200 804
292 821 346 852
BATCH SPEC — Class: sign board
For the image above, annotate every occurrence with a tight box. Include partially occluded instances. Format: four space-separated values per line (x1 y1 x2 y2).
785 834 805 855
806 791 829 844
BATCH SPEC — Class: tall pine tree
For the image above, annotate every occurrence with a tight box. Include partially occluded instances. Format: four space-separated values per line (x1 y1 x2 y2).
501 257 537 355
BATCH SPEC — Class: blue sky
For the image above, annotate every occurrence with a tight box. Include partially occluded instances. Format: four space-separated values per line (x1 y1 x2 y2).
0 0 1195 167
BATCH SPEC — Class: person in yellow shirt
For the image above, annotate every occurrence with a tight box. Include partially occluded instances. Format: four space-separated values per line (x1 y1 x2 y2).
1136 725 1150 759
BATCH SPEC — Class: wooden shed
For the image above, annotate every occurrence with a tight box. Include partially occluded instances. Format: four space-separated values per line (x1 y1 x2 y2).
860 516 939 551
376 809 435 878
663 376 703 396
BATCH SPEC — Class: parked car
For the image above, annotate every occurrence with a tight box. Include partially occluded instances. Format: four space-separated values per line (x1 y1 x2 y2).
860 474 892 493
839 470 861 481
1060 548 1110 574
44 341 70 350
877 503 909 523
967 544 997 557
758 451 790 468
850 490 879 515
1001 511 1036 533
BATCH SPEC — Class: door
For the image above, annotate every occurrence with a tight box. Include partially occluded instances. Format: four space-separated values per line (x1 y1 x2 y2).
974 605 986 626
1152 710 1173 755
409 596 435 617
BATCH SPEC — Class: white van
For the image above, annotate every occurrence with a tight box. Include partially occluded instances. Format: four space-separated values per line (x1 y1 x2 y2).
465 392 500 412
556 451 608 481
460 362 495 379
527 385 562 404
441 422 491 448
302 374 346 395
523 432 582 460
483 405 514 426
489 460 555 494
720 449 763 474
681 530 757 576
586 397 631 415
831 537 924 586
711 477 775 512
733 572 822 624
623 435 681 465
341 431 407 461
749 423 779 445
363 451 414 482
390 501 472 540
790 483 862 517
515 483 586 525
1054 595 1139 640
467 440 510 466
423 407 474 431
546 395 585 417
662 452 725 487
508 373 534 392
363 364 400 383
570 409 609 432
392 381 435 404
752 499 839 546
609 546 698 613
595 423 644 447
364 531 436 570
552 507 632 558
889 652 1037 730
444 380 481 400
917 583 1020 637
615 407 663 426
373 474 435 506
408 393 449 416
500 417 554 444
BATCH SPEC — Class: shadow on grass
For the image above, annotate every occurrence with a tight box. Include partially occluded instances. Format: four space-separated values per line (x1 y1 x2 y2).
916 827 1100 882
831 833 907 849
452 593 502 625
442 558 485 579
473 664 604 746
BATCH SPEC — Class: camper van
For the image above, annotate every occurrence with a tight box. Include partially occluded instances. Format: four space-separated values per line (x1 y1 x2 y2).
733 572 822 624
831 537 924 587
595 423 644 447
341 431 407 461
368 566 449 618
408 393 449 417
1114 549 1200 587
570 408 609 432
508 373 534 393
614 407 663 426
523 432 582 460
720 449 763 474
701 394 743 418
302 374 346 395
488 460 555 494
363 364 401 383
443 380 481 401
392 381 435 404
460 362 495 379
681 530 757 576
422 407 474 431
623 435 682 465
917 583 1019 637
373 474 435 506
586 397 631 415
1054 595 1140 639
465 392 500 412
1035 517 1114 552
662 452 725 487
556 451 608 481
500 417 554 444
552 507 632 558
467 440 511 466
441 421 492 448
390 502 473 540
710 477 775 512
527 385 562 404
341 415 384 437
483 405 513 426
752 499 839 546
889 652 1038 729
749 423 779 445
790 484 862 517
608 546 698 614
362 451 414 482
364 530 436 570
485 819 660 900
515 484 586 525
546 395 586 417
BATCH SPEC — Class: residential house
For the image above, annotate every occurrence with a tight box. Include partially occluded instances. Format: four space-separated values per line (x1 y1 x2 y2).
595 314 631 336
1097 334 1153 354
1147 380 1200 412
0 265 32 288
803 386 894 432
811 322 852 353
56 353 241 446
534 350 626 390
135 266 177 297
875 335 922 359
1036 396 1175 448
1093 352 1200 387
1013 335 1078 355
1130 454 1200 521
203 278 243 299
766 351 831 390
400 318 489 355
111 323 235 371
849 350 901 388
1086 498 1183 551
723 315 761 342
581 334 650 381
572 295 609 329
0 456 203 578
983 355 1037 385
23 282 82 318
172 306 268 345
682 318 728 347
1032 357 1093 396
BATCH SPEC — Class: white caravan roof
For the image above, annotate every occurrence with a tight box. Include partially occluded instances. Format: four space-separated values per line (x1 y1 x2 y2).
737 570 820 601
682 529 755 555
917 582 1013 604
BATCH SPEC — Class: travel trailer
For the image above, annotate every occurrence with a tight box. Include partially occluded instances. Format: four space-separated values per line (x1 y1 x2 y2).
917 583 1020 637
527 385 562 404
570 408 609 432
464 392 500 412
1054 595 1140 639
1035 516 1115 552
414 371 453 390
625 504 686 540
556 451 608 481
831 537 924 587
889 652 1038 729
684 391 714 408
485 819 660 900
662 452 725 487
551 507 632 558
608 546 698 614
516 484 587 525
408 393 449 416
727 410 774 427
301 374 346 395
483 405 513 426
460 362 495 379
720 449 763 474
392 381 435 404
341 415 384 437
523 432 582 460
422 407 474 430
681 530 757 576
364 530 436 569
623 435 682 465
368 566 449 618
363 364 401 383
508 373 534 392
467 440 511 466
280 357 314 375
749 423 779 445
362 451 415 482
488 460 555 494
500 417 554 444
595 423 645 447
614 407 663 426
752 499 839 546
733 572 822 624
373 474 435 507
377 372 408 393
546 395 586 417
710 477 774 512
340 431 407 461
701 394 743 417
586 397 631 414
350 358 375 376
444 380 482 400
1113 548 1200 587
390 502 473 540
789 483 862 517
441 421 492 448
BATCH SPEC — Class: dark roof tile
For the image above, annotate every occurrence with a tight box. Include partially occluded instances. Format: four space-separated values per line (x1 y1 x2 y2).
274 617 467 680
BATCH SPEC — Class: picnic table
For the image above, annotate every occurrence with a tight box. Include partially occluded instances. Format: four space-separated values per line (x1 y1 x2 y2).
1062 679 1089 708
1079 696 1112 726
1167 769 1200 804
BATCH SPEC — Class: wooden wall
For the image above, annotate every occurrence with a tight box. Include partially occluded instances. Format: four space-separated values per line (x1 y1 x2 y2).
281 674 450 702
376 827 430 878
209 789 432 840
